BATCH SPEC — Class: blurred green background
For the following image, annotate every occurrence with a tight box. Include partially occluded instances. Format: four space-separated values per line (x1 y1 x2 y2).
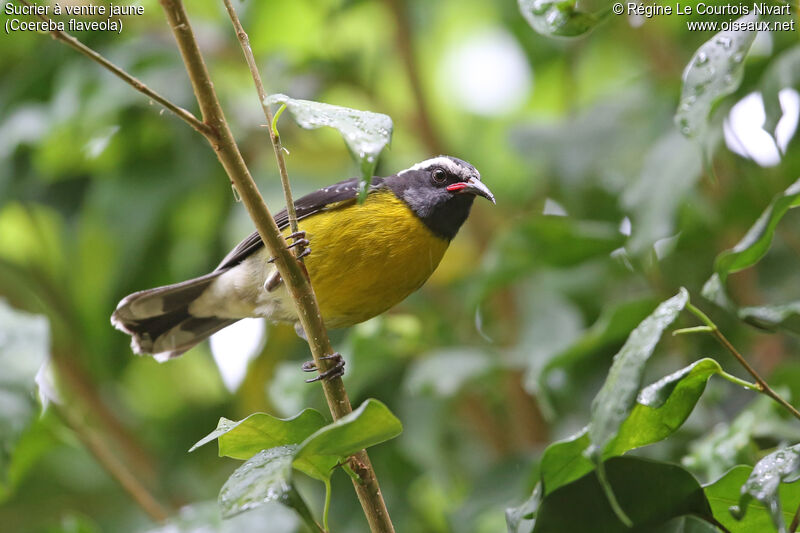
1 0 799 531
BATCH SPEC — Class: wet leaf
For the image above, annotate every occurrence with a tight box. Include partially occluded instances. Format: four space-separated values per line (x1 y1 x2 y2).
264 94 392 199
714 178 800 281
607 358 723 456
218 445 315 525
518 0 604 38
292 399 402 482
534 456 713 532
540 429 593 496
675 12 759 139
682 394 798 482
738 302 800 335
705 465 800 533
189 409 327 459
212 400 400 524
146 500 298 533
588 289 688 459
505 486 540 533
540 358 724 496
702 178 800 334
701 273 735 312
761 45 800 138
730 444 800 533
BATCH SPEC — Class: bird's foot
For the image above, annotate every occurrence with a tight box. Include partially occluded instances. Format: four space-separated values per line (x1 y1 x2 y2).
264 231 310 292
268 231 310 263
302 353 345 383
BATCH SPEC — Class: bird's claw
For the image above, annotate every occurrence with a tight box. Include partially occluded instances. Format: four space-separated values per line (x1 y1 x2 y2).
268 231 311 263
302 353 345 383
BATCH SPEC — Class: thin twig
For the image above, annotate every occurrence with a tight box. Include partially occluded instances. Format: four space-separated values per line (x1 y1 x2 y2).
30 0 393 527
790 499 800 533
221 0 302 242
159 1 394 530
686 302 800 421
18 0 211 137
158 0 333 400
52 403 170 523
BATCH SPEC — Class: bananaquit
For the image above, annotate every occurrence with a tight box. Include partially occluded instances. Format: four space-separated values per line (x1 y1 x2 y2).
111 156 495 361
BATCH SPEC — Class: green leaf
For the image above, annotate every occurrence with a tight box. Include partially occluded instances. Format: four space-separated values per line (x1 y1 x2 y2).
701 273 735 311
533 456 714 532
264 94 393 198
713 178 800 281
505 485 540 533
0 416 57 503
540 429 593 496
589 288 688 459
675 12 758 139
0 300 49 494
731 444 800 533
761 44 800 137
218 445 316 527
212 400 400 526
189 409 328 460
607 358 724 456
540 358 727 496
682 394 796 481
145 500 299 533
518 0 605 38
702 178 800 334
539 296 709 498
292 399 402 482
738 302 800 336
705 466 800 533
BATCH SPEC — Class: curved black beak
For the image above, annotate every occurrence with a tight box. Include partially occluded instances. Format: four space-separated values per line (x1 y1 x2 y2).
447 177 496 204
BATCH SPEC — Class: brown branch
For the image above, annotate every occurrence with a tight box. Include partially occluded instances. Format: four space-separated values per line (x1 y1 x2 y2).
18 0 211 137
686 303 800 422
158 1 394 530
52 402 169 523
383 0 445 155
221 0 301 239
28 0 394 526
790 498 800 533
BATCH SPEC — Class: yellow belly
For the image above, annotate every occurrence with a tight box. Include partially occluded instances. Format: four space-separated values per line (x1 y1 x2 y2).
285 190 449 328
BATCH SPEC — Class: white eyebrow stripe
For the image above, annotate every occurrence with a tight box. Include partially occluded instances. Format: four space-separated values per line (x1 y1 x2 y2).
397 156 479 181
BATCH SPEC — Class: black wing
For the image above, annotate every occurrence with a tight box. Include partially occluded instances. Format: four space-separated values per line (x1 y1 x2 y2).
215 177 383 271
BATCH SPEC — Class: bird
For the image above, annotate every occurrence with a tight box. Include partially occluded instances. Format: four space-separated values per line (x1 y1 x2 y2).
111 155 494 364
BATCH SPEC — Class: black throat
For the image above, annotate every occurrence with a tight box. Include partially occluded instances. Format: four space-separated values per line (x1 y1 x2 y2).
415 194 475 240
382 175 475 240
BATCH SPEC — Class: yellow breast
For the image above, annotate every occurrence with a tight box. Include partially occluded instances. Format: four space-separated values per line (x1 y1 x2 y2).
286 190 449 328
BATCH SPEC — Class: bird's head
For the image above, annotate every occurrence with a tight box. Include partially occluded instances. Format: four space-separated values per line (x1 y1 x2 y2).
384 156 494 240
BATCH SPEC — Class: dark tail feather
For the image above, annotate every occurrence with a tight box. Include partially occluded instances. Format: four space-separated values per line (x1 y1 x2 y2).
111 272 237 360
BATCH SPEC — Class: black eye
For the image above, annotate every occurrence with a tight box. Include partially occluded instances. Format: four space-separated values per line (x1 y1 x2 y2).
432 168 447 184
